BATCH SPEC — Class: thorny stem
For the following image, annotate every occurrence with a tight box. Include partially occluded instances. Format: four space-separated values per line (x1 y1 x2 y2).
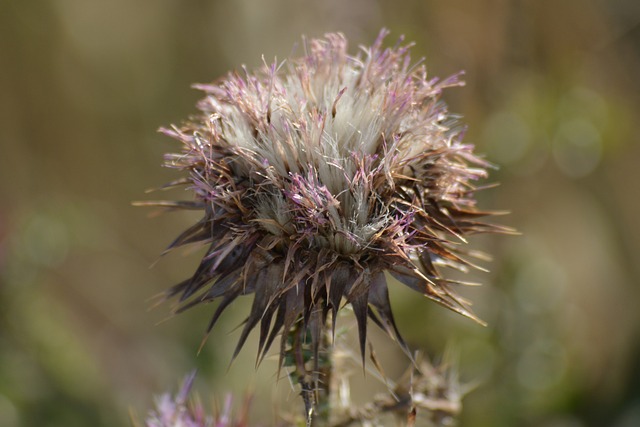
316 318 333 426
287 315 334 427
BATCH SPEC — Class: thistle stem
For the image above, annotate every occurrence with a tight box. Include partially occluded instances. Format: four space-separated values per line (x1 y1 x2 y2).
314 319 333 426
287 315 334 427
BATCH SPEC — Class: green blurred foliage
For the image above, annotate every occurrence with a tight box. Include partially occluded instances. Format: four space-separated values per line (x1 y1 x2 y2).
1 0 639 426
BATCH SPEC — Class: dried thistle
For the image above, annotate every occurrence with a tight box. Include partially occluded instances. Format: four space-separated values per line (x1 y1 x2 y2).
144 29 509 376
332 350 466 427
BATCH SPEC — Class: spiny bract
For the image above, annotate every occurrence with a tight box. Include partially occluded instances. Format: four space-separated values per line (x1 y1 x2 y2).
148 29 509 371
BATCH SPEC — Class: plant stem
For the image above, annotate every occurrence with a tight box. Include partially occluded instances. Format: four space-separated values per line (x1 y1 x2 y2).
287 313 334 427
314 319 333 426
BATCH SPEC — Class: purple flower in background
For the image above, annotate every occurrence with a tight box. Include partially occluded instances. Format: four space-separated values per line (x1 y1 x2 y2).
145 371 211 427
146 29 510 372
143 372 250 427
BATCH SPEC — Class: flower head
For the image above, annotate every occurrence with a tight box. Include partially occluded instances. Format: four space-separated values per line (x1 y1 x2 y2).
145 371 210 427
149 30 508 370
142 372 251 427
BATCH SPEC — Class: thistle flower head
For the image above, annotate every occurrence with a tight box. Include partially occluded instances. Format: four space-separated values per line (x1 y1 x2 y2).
142 372 251 427
150 30 508 370
145 372 210 427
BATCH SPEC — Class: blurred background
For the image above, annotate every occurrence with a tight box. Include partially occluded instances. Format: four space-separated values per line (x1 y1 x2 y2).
1 0 639 426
